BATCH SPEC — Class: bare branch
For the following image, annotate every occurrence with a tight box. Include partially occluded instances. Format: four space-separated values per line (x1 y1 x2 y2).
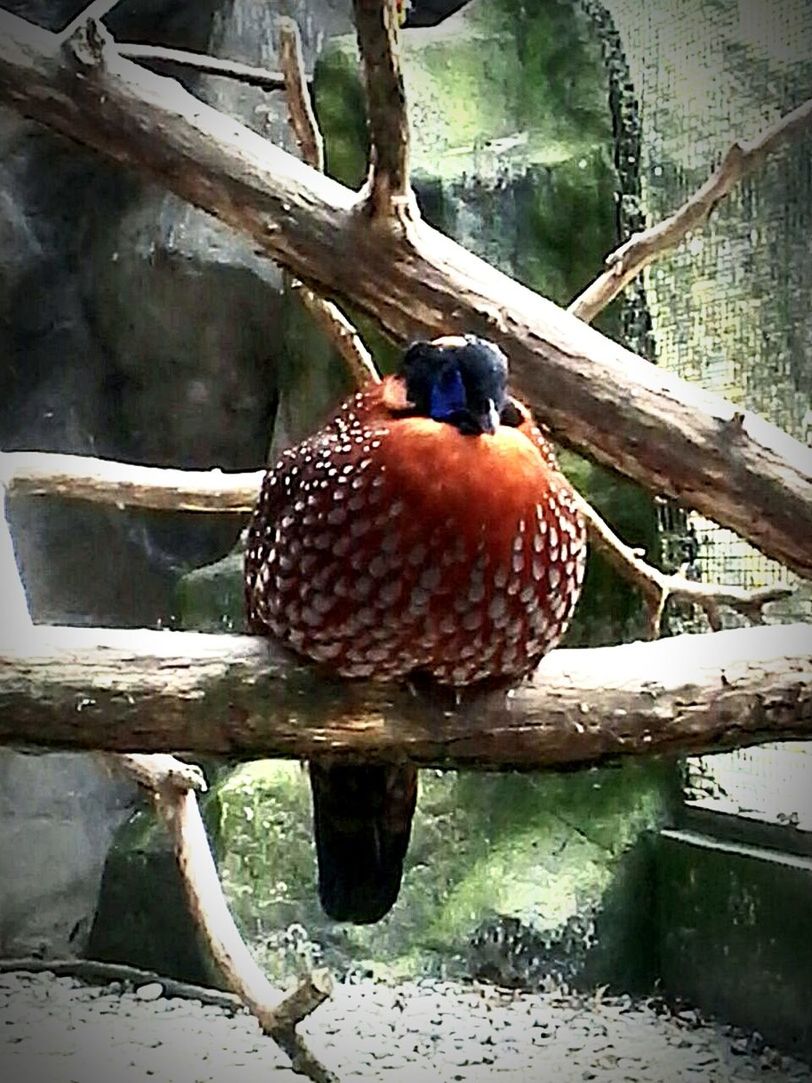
0 12 810 576
277 17 380 386
149 785 335 1082
277 18 323 172
0 451 261 513
2 623 810 768
116 43 288 92
569 97 812 323
112 752 207 793
0 957 246 1008
351 0 414 220
573 493 795 638
292 283 381 385
0 451 796 629
58 0 124 42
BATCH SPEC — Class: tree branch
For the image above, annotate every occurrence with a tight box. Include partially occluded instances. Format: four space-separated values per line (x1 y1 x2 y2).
0 11 810 577
0 450 795 629
571 493 795 638
351 0 414 220
277 19 323 172
568 97 812 323
151 783 335 1082
0 451 261 512
58 0 123 41
2 623 809 768
277 17 380 386
116 43 289 92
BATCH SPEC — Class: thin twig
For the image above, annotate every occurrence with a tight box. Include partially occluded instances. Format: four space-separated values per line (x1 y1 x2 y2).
569 97 812 322
573 492 794 638
292 283 381 385
277 19 323 171
277 17 380 385
116 43 290 92
58 0 124 42
351 0 415 220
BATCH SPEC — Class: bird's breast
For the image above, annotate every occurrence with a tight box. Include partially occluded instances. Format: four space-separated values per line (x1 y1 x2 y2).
246 415 587 686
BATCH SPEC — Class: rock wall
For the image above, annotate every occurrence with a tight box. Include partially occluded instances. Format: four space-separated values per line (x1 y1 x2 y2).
0 0 353 958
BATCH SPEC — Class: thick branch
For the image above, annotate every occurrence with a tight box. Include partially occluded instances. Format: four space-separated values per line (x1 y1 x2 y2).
569 98 812 322
0 12 810 576
1 624 809 768
351 0 413 219
116 43 288 92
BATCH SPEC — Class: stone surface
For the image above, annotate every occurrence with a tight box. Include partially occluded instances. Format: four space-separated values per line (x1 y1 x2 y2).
657 829 812 1060
0 0 350 960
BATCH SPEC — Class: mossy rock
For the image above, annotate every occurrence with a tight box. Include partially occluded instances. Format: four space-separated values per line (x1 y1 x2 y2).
213 758 675 988
87 793 226 988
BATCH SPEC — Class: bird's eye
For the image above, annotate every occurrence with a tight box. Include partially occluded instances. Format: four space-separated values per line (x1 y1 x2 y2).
499 401 523 427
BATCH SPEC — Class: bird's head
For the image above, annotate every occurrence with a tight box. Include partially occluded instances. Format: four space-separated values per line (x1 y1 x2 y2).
394 335 520 436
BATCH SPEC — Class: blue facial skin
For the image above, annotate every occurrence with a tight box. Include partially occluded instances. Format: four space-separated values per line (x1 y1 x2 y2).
429 365 467 422
399 337 509 436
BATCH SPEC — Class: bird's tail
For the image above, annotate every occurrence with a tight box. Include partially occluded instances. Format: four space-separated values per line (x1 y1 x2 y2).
308 761 418 924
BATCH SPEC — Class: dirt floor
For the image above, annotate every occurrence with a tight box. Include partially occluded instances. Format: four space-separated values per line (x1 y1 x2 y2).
1 967 810 1082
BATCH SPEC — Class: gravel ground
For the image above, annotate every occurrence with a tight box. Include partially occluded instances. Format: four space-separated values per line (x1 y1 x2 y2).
1 968 810 1083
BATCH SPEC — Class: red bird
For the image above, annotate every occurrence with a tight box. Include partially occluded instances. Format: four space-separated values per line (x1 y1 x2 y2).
245 335 586 923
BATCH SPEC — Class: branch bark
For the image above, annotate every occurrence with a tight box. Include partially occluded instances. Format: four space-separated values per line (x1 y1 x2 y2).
569 97 812 323
116 43 289 92
0 12 810 577
277 17 380 386
1 623 809 769
352 0 413 219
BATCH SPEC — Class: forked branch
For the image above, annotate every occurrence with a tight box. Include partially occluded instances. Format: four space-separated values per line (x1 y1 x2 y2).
277 17 380 386
573 493 794 638
0 10 809 576
569 97 812 322
114 755 336 1083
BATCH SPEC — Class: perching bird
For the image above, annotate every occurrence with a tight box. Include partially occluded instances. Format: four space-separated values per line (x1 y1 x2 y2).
245 335 587 924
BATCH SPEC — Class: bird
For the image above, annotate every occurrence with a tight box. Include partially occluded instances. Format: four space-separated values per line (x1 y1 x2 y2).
244 334 587 924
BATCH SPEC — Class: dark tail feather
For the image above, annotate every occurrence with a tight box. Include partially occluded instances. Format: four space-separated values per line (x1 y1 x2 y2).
308 762 417 924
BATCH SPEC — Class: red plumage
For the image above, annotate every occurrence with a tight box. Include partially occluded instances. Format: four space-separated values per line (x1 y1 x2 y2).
245 339 586 923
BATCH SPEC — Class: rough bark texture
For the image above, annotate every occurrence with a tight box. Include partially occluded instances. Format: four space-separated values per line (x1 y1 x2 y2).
1 624 809 768
0 12 810 577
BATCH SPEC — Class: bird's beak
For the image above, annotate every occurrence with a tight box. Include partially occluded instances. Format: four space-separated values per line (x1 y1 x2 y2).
477 399 500 435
